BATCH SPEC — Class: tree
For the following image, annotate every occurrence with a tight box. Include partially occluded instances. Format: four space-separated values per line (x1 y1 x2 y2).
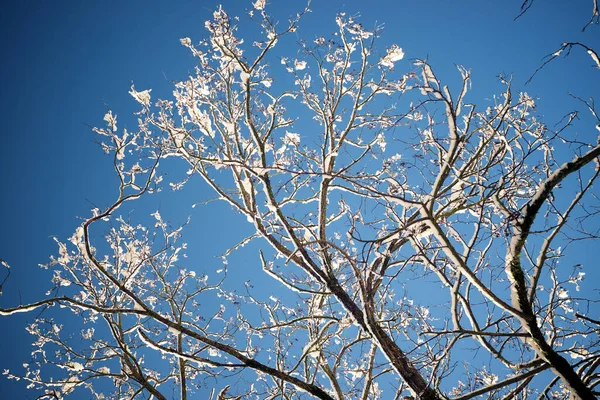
1 1 599 399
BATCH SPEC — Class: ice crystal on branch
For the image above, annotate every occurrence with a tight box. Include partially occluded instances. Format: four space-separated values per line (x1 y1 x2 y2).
2 1 600 399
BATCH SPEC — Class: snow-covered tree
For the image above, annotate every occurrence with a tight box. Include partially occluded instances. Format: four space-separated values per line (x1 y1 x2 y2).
2 2 600 399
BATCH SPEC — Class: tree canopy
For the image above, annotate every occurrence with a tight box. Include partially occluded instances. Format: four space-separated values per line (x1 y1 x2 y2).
1 1 599 399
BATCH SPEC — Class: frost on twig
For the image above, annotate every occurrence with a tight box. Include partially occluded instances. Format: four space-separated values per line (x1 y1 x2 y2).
3 1 600 399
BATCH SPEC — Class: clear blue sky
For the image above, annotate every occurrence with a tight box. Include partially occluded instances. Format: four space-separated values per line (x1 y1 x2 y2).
0 0 598 397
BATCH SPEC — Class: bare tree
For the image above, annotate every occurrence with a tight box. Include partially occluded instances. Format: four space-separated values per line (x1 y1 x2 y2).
2 2 600 399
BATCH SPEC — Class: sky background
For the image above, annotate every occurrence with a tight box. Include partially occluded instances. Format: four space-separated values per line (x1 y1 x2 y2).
0 0 598 397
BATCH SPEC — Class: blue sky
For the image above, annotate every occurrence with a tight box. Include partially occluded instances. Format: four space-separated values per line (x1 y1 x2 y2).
0 0 598 397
